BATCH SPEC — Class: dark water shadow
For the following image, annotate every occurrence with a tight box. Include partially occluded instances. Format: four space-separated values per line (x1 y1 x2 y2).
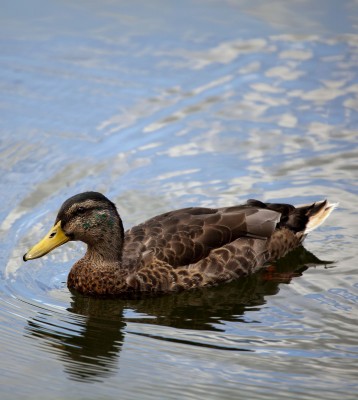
25 246 332 382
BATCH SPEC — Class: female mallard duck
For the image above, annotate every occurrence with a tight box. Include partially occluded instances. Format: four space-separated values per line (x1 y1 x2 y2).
23 192 336 297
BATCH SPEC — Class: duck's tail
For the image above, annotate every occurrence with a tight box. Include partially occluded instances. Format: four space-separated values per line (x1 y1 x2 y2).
247 199 337 235
245 199 337 264
302 200 338 234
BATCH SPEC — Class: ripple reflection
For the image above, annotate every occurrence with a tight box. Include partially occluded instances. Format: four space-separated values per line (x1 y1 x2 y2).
25 247 331 382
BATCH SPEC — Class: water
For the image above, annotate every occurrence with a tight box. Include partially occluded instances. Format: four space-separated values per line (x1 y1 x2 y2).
1 1 357 399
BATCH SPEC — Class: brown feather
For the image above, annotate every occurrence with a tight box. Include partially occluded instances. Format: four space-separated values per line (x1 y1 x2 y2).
23 192 335 297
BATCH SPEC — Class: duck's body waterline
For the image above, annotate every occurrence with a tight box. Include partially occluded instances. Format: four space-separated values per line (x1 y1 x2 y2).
23 192 336 297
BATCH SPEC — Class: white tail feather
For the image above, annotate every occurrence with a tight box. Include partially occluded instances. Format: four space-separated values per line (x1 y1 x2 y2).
305 201 338 234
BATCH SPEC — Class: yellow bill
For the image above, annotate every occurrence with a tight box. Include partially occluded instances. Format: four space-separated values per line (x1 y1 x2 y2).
23 220 70 261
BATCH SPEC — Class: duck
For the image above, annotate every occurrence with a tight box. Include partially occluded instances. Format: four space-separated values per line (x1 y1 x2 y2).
23 192 336 298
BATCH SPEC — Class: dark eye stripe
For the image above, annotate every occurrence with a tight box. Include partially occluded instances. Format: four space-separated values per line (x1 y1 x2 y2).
74 206 102 216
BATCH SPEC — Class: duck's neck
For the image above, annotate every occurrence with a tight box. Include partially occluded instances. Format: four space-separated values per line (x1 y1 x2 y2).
85 240 123 264
84 210 125 264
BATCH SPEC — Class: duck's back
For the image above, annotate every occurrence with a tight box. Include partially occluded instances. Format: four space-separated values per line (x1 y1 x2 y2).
123 202 293 268
123 199 335 294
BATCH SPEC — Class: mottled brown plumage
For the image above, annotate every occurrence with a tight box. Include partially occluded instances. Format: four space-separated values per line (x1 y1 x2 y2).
23 192 336 297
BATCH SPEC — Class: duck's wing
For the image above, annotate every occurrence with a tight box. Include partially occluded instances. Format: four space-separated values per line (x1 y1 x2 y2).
124 205 281 267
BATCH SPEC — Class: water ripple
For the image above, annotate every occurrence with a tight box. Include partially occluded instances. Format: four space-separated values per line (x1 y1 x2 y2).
1 1 357 400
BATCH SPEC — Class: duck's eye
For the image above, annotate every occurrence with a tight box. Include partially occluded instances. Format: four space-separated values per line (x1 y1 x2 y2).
76 207 86 215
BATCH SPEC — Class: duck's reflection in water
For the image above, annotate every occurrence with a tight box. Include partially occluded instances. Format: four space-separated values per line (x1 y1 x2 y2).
25 247 332 382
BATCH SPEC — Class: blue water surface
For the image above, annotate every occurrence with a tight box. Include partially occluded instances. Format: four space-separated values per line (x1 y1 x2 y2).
0 1 357 399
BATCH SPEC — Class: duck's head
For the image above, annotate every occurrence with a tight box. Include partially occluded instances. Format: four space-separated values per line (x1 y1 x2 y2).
23 192 124 261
